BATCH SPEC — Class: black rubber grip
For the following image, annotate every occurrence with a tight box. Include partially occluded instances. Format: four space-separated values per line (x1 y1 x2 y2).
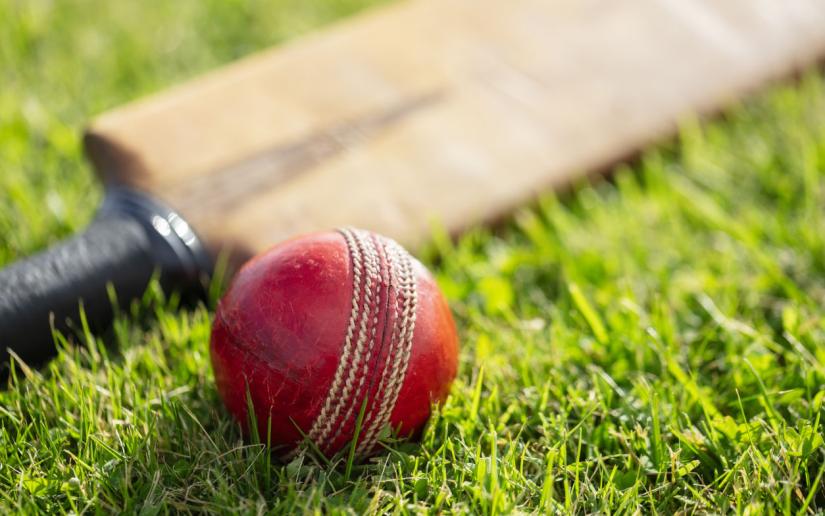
0 215 161 368
0 188 211 374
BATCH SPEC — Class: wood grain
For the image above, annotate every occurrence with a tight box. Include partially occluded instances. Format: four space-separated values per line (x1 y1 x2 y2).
85 0 825 264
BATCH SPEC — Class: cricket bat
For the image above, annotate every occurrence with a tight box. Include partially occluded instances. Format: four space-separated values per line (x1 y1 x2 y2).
2 0 824 368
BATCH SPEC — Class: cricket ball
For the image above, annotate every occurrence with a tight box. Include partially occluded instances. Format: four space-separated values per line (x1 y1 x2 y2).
210 228 459 459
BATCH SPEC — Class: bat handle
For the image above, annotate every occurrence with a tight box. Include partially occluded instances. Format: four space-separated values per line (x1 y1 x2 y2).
0 187 211 372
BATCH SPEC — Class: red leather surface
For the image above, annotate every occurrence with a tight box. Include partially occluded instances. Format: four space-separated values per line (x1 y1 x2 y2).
210 230 458 458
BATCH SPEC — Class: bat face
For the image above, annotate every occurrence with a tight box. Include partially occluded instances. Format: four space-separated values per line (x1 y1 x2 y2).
84 0 825 269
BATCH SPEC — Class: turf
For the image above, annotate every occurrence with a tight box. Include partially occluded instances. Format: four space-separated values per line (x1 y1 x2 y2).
2 1 825 514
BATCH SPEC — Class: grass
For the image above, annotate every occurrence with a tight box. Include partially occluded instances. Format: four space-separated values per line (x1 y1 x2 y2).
2 0 825 513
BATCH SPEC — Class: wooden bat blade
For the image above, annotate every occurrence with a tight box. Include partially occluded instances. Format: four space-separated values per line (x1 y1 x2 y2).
84 0 825 264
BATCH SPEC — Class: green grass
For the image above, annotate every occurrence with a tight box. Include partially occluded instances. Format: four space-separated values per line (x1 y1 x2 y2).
2 1 825 513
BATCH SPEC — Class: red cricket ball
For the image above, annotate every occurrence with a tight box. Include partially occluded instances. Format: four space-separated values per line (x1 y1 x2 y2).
210 228 459 459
